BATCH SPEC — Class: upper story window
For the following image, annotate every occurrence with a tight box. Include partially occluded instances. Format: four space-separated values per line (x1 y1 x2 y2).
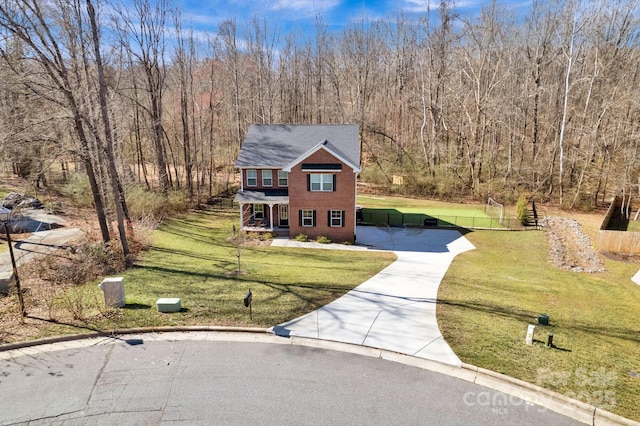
262 170 273 187
247 169 257 186
309 173 334 191
278 170 288 187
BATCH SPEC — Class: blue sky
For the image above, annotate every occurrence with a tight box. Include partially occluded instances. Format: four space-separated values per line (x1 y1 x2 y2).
173 0 529 36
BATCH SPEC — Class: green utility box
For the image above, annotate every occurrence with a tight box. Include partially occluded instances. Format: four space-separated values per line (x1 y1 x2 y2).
538 314 549 326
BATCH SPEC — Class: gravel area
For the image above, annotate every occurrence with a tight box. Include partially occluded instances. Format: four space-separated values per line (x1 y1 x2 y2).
542 217 605 273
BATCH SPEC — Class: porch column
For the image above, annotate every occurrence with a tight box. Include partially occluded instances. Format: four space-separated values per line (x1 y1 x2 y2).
239 202 244 230
268 204 274 230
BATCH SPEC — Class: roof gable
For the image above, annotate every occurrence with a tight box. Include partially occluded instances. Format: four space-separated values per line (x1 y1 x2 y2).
235 124 360 171
282 140 361 173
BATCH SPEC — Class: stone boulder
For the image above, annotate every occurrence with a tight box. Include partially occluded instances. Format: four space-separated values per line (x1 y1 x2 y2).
1 192 43 210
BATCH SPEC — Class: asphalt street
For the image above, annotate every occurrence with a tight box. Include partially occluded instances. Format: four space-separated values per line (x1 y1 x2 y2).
0 333 581 425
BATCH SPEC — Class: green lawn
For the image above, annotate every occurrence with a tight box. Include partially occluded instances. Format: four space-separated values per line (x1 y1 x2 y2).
19 193 640 421
438 229 640 421
357 195 502 228
40 208 395 335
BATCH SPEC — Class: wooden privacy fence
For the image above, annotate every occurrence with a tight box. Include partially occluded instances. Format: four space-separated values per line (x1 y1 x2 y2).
597 196 640 254
597 230 640 254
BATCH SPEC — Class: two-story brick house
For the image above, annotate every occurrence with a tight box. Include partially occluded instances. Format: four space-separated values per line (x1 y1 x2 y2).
234 124 361 242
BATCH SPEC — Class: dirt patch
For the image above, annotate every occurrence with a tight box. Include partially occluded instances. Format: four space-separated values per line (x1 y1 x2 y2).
601 252 640 264
543 217 605 273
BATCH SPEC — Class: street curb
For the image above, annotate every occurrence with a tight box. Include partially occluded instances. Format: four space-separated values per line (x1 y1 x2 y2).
0 326 268 352
1 329 637 426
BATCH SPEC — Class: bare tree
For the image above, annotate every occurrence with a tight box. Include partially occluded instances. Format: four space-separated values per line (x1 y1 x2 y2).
114 0 170 192
0 0 111 243
86 0 130 257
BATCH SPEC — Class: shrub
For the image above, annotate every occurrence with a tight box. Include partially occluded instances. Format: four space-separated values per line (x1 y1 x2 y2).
125 186 191 220
259 232 275 241
164 190 191 216
316 236 331 244
60 173 94 208
60 177 192 220
294 233 309 242
516 194 529 225
36 239 126 288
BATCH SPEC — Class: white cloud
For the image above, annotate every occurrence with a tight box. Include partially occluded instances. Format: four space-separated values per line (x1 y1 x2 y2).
270 0 341 16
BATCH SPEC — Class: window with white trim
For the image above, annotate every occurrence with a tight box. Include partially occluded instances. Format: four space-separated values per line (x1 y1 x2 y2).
254 204 264 219
310 173 333 191
246 169 257 186
262 170 272 186
302 209 314 227
278 170 288 187
330 210 343 227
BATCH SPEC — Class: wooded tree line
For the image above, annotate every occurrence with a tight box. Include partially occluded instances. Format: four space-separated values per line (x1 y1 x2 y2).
1 0 640 253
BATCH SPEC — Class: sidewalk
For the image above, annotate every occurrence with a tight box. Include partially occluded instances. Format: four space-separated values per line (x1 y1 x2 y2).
270 225 475 366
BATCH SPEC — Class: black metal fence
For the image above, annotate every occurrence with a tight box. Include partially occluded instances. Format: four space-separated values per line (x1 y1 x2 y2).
358 209 528 230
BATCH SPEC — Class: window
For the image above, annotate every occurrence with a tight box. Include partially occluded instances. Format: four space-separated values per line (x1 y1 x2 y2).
253 204 264 219
329 210 344 227
278 170 288 187
247 169 257 186
301 209 315 227
309 173 334 191
262 170 272 187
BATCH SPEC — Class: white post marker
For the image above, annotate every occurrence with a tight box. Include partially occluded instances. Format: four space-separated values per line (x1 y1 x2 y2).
526 324 536 345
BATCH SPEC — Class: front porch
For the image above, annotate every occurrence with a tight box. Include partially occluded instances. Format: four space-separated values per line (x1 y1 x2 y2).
234 190 290 236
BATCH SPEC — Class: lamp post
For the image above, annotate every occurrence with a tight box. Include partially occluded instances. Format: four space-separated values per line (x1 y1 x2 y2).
0 207 25 318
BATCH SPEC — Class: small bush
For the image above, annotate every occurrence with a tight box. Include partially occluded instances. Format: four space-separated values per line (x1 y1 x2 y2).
259 232 275 241
58 285 92 320
294 233 309 242
316 236 331 244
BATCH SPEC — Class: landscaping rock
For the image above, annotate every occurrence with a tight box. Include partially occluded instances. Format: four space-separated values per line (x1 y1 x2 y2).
543 216 605 273
1 192 43 210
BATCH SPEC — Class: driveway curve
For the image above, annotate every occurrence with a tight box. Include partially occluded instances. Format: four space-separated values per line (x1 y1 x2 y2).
270 226 475 366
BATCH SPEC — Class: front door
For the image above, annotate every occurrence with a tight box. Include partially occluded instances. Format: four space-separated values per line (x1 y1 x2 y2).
279 205 289 227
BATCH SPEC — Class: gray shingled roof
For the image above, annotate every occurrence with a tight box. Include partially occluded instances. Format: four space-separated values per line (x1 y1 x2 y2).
235 124 360 170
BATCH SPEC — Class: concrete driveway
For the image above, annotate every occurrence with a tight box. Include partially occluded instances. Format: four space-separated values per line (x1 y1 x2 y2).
0 210 82 292
270 226 475 366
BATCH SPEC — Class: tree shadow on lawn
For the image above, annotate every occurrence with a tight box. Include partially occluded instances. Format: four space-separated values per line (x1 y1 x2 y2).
159 226 221 246
438 298 640 345
20 316 169 347
257 281 356 308
146 246 225 262
120 267 353 324
130 264 350 302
